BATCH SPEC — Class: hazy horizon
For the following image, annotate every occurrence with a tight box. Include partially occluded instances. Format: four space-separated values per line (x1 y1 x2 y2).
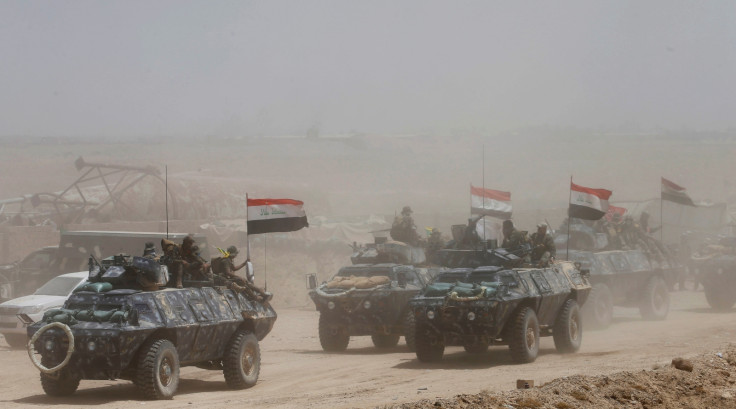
2 1 735 138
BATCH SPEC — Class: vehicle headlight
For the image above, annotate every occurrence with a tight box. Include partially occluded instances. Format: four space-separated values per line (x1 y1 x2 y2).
427 310 435 320
363 300 371 310
44 339 55 351
87 340 96 352
327 301 336 310
467 312 476 321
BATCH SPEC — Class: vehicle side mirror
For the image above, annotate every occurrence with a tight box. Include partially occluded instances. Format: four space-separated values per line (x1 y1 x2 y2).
397 271 407 288
306 274 317 290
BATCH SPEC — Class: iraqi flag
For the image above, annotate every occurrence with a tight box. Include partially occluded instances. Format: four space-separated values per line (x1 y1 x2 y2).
470 185 512 219
247 198 309 235
604 205 627 221
661 177 696 206
569 182 612 220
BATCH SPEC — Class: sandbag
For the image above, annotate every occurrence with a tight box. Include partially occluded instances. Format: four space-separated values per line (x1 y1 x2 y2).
354 278 375 289
452 286 483 297
74 282 113 293
424 282 453 297
110 310 128 324
369 276 391 286
336 279 356 289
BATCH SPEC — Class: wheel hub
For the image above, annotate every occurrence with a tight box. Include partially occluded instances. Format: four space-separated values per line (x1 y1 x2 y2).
242 345 256 376
159 357 173 386
525 327 536 350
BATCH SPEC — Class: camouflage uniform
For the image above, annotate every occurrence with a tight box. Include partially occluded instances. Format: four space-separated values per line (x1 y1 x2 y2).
530 231 556 267
390 206 420 245
502 228 527 252
425 228 445 264
211 246 271 302
160 238 184 288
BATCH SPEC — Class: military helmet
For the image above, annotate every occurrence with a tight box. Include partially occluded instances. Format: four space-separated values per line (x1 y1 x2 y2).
143 242 156 256
401 206 413 215
227 245 239 256
503 219 514 229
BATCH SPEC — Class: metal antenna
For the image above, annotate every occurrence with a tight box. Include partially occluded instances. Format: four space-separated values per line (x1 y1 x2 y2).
165 165 169 239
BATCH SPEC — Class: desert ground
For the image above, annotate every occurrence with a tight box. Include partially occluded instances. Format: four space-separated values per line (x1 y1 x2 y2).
1 290 734 408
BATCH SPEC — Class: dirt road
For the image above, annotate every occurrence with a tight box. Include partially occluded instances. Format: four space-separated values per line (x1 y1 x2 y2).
1 290 734 409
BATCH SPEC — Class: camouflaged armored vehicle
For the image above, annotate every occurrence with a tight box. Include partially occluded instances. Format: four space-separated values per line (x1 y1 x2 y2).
307 239 439 352
557 221 682 329
690 237 736 310
409 261 590 363
26 253 276 400
565 250 678 329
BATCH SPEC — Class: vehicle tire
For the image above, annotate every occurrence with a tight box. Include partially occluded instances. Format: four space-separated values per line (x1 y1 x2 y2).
223 329 260 389
507 307 540 364
403 310 417 352
415 323 444 362
553 299 582 354
463 343 489 354
318 314 349 352
3 334 27 349
704 281 736 311
134 339 180 400
639 276 670 320
581 283 613 329
40 369 80 397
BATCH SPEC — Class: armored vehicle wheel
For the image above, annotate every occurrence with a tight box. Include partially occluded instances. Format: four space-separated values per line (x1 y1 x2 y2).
553 299 582 353
40 370 80 396
582 283 613 329
508 307 539 364
3 334 27 349
463 343 489 354
639 276 670 320
371 334 400 348
134 339 180 400
415 323 444 362
403 310 417 352
223 329 260 389
318 314 349 352
704 281 736 310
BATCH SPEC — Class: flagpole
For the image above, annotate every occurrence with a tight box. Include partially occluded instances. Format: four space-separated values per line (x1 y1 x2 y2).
567 176 572 260
659 184 664 244
482 144 486 243
246 193 251 260
264 234 267 292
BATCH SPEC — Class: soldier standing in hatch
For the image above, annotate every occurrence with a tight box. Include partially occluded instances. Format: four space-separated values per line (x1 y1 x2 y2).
530 223 556 267
161 238 184 288
425 228 445 264
501 220 527 252
390 206 421 245
211 246 271 302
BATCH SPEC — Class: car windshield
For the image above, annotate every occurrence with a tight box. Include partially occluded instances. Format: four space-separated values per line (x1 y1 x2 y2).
34 276 85 296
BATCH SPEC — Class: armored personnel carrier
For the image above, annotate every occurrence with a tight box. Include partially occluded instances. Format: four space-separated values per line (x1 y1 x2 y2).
409 261 590 363
26 253 276 400
557 220 682 328
565 249 675 328
690 237 736 310
308 239 438 352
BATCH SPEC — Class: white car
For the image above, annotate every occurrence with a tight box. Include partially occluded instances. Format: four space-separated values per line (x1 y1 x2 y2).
0 271 88 348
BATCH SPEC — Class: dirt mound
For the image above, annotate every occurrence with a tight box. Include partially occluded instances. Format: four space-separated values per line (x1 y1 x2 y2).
393 345 736 409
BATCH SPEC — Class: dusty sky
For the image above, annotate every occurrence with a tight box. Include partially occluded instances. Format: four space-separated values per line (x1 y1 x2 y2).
1 1 735 138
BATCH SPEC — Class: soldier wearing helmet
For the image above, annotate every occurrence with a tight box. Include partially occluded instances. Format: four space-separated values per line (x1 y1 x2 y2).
530 223 556 267
211 245 249 285
390 205 420 245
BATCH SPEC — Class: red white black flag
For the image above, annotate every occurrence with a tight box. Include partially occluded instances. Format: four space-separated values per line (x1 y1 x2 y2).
247 198 309 235
661 177 696 207
470 185 512 219
569 182 612 220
